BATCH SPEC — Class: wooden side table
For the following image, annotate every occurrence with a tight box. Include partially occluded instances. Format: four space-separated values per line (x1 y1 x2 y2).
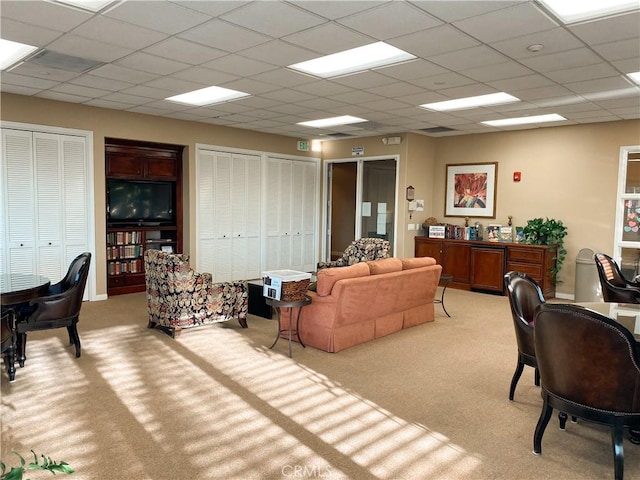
266 296 311 358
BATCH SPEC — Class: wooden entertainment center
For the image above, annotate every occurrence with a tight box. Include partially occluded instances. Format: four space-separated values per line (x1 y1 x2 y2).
415 236 557 298
105 139 183 295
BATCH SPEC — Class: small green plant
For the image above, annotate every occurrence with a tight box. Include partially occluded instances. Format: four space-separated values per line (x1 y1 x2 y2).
1 451 73 480
522 217 568 283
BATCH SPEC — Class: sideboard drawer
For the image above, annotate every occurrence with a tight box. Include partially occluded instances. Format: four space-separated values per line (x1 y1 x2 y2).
508 247 544 264
507 261 543 280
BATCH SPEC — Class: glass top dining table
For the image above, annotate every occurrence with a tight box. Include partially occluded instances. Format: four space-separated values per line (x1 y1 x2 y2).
0 274 51 306
576 302 640 342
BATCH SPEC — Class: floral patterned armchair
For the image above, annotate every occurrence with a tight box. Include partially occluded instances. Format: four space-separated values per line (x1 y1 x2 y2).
144 249 248 338
317 237 391 270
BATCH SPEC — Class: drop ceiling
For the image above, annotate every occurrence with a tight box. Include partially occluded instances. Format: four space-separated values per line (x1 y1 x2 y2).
1 0 639 139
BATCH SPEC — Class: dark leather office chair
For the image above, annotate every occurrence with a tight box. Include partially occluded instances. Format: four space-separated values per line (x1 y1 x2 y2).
594 253 640 303
16 252 91 367
504 271 545 400
533 303 640 480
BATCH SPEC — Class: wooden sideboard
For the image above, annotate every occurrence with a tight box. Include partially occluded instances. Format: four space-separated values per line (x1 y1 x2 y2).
415 237 557 298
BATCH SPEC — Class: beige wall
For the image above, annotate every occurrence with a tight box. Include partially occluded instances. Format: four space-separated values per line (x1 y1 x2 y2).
317 121 640 297
1 93 315 297
431 121 640 295
2 92 639 297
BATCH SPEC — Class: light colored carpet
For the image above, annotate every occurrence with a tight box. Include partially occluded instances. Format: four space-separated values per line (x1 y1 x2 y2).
2 288 638 479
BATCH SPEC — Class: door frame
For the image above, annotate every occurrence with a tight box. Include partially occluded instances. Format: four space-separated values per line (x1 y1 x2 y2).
321 154 400 262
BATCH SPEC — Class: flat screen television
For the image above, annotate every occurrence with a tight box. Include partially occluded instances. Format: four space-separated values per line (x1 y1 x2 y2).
107 179 175 227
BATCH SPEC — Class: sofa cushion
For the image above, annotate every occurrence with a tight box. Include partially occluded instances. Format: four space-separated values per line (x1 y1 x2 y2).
367 257 403 275
316 262 370 297
401 257 436 270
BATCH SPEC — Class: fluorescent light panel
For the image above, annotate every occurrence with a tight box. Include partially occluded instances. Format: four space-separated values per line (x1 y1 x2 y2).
420 93 520 112
165 86 249 106
628 72 640 84
298 115 367 128
53 0 117 12
538 0 640 23
0 39 38 70
482 114 567 127
289 42 416 78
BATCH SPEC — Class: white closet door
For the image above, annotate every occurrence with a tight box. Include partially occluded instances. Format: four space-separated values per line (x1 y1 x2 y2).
196 149 262 282
197 152 215 275
265 157 282 271
289 162 304 270
302 161 318 271
61 135 89 271
34 132 64 282
2 129 36 275
245 155 261 279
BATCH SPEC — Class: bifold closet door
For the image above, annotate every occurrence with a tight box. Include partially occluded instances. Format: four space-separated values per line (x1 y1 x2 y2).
196 149 261 282
1 129 89 287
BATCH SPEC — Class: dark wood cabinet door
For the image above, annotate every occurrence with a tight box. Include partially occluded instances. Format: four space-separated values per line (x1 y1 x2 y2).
146 156 178 179
471 246 506 292
443 242 470 283
415 238 443 264
106 153 143 177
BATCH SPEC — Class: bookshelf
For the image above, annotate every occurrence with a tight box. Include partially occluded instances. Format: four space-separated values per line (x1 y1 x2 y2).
105 139 183 295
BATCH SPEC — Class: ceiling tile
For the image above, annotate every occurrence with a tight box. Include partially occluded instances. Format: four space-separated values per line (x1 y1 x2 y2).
459 61 534 82
220 1 325 37
69 15 167 50
46 34 132 62
105 0 211 35
289 1 385 20
143 38 227 64
592 38 640 62
89 63 159 84
114 52 191 75
0 72 60 90
520 48 604 73
0 18 62 47
453 2 558 43
201 54 277 76
390 24 478 58
282 23 372 54
429 45 510 71
169 66 238 85
237 40 318 67
0 0 91 31
569 11 640 46
489 27 584 60
337 2 441 39
178 19 270 52
544 64 620 84
408 0 522 23
69 74 134 92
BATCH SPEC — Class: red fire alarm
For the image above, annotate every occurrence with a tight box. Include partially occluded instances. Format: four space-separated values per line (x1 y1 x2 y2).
513 171 521 182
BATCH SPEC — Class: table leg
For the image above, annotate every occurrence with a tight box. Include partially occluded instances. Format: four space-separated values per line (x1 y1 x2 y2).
269 306 282 350
440 282 451 317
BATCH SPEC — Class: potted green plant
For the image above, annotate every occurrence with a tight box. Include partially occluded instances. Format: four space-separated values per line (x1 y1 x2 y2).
1 451 73 480
522 217 568 283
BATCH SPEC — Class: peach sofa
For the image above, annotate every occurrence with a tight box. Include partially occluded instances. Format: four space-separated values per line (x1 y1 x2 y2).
282 257 442 353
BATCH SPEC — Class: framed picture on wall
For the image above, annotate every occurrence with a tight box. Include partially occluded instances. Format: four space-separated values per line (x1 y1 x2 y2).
445 162 497 218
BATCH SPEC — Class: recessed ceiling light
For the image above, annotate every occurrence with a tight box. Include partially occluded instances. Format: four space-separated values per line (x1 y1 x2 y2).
481 114 567 127
628 72 640 84
537 0 640 23
165 86 250 106
0 39 38 70
298 115 367 128
527 44 544 53
288 42 416 78
419 93 520 112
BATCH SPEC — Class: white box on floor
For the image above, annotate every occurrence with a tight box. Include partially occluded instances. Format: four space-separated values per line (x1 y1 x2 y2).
262 270 311 301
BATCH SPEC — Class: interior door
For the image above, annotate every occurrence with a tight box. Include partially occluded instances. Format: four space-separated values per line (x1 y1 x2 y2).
325 158 396 261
